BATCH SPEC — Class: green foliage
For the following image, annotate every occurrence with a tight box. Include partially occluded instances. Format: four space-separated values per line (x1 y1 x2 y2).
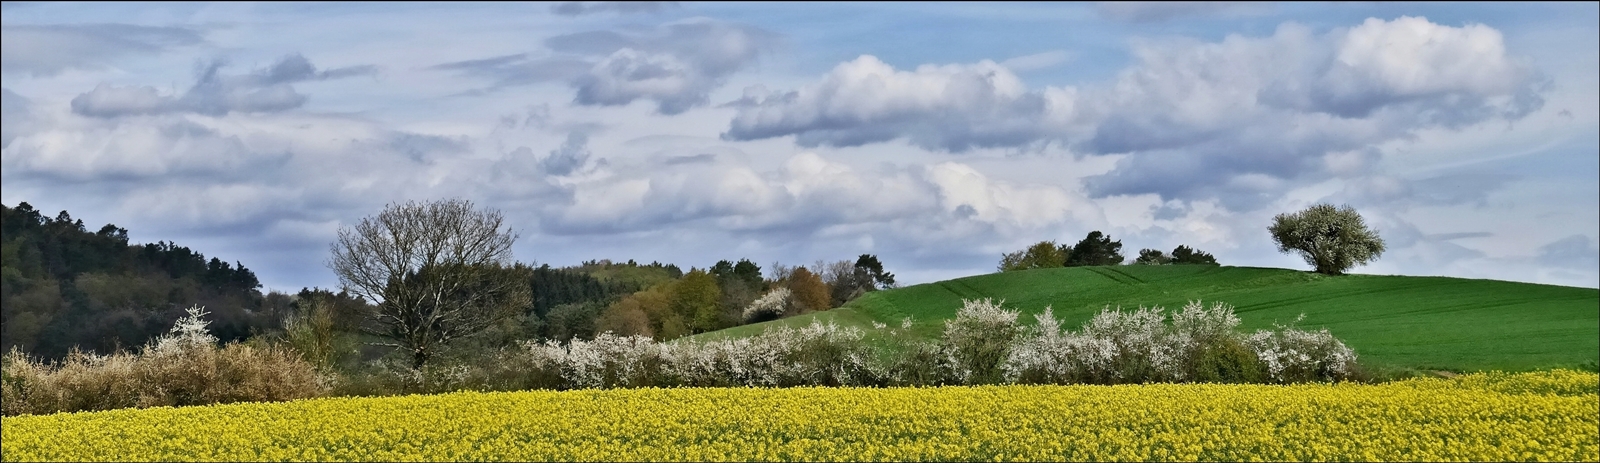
710 259 763 289
710 258 765 330
282 294 337 370
1189 337 1266 383
1170 245 1218 265
1 202 284 361
1269 204 1385 275
671 269 722 334
526 264 627 319
573 259 682 287
999 241 1070 272
545 301 607 342
854 254 896 289
1134 249 1171 265
1065 231 1125 266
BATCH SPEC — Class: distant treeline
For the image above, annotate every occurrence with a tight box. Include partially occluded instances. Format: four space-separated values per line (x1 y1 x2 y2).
2 202 286 360
999 231 1218 271
2 202 896 364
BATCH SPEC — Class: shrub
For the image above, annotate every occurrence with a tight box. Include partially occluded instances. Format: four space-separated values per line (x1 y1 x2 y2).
1244 315 1359 383
496 320 878 390
454 299 1359 392
742 287 791 323
1189 336 1266 383
942 299 1024 385
1 305 323 416
1005 301 1349 385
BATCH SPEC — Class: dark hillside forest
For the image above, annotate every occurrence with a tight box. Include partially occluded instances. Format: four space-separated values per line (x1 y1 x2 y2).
2 201 887 366
2 202 290 360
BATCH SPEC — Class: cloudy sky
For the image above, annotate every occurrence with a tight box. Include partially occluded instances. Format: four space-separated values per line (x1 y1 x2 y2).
3 1 1596 293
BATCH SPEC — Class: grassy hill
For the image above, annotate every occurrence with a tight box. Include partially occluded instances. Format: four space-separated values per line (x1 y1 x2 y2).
689 265 1599 373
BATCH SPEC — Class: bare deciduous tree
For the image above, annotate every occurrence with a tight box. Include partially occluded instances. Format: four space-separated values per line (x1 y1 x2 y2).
328 199 528 369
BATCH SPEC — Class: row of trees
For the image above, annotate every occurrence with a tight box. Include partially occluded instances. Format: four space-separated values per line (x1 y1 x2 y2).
6 197 1384 375
997 203 1387 277
326 199 900 369
998 231 1217 272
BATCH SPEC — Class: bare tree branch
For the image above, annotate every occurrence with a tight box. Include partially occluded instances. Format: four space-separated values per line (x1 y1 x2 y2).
328 199 528 369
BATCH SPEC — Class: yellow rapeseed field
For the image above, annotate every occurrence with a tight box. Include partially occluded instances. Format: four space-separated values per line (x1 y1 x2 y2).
3 370 1595 462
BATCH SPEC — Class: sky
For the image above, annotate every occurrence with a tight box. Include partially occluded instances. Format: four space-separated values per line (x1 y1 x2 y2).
2 1 1596 294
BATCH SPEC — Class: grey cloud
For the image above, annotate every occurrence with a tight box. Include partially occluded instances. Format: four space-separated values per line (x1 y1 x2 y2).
1335 170 1517 211
551 2 678 16
432 53 532 72
1 24 203 76
563 19 776 114
1094 2 1269 23
434 18 776 114
386 132 469 164
1409 172 1514 207
1151 201 1189 221
1424 232 1493 241
542 131 605 176
665 153 715 165
497 104 554 131
428 54 592 90
70 54 377 118
1536 235 1600 270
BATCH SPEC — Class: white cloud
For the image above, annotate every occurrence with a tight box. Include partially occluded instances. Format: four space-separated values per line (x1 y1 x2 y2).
535 149 1096 252
723 55 1084 151
725 17 1547 212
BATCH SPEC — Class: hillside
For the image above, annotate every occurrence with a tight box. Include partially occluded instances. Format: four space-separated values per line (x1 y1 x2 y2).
689 265 1599 372
2 202 288 360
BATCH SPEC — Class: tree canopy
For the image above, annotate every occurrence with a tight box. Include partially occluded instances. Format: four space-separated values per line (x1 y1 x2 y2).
1065 231 1125 266
1268 204 1385 275
328 199 527 368
1170 245 1218 265
2 202 283 361
999 241 1070 272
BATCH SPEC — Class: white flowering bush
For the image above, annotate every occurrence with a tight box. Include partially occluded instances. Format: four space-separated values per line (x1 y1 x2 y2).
1006 300 1356 385
504 320 875 390
1004 308 1119 384
146 305 219 358
743 287 792 322
942 299 1025 384
469 298 1358 392
1245 318 1359 383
